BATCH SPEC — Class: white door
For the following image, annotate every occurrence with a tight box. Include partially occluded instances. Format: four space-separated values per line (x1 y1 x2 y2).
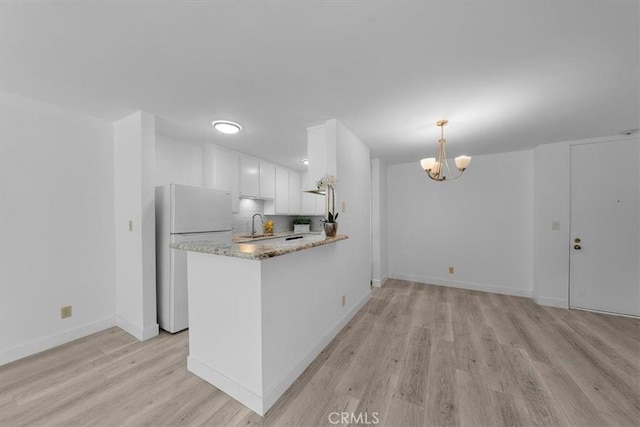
569 139 639 317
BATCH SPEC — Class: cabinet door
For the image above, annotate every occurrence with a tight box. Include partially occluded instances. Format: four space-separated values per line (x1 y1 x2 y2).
275 167 289 214
307 125 329 187
204 147 240 212
301 172 315 215
259 162 276 199
240 156 260 198
315 192 326 216
289 171 301 215
214 151 240 213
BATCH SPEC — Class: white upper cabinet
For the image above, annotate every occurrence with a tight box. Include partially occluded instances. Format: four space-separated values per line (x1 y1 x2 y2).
301 172 314 215
289 171 301 215
274 167 289 214
301 171 325 216
240 155 260 198
259 162 276 199
203 146 240 212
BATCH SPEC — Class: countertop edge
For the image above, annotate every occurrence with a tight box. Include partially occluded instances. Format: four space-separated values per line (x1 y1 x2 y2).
172 234 348 260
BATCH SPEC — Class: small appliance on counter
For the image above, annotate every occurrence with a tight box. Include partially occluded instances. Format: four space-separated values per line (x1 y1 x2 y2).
156 183 232 333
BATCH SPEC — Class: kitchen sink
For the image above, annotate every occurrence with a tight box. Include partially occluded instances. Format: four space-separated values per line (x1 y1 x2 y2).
236 234 266 239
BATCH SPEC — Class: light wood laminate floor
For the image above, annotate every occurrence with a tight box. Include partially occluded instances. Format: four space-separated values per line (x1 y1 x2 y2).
1 279 639 426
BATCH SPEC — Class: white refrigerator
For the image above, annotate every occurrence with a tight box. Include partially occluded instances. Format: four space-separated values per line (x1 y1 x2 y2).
156 183 232 333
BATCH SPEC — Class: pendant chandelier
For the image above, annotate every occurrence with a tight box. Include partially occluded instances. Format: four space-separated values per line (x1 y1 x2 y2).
420 120 471 181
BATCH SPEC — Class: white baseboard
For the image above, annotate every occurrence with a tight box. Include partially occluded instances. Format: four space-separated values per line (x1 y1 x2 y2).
371 276 388 288
389 272 533 298
532 292 568 309
187 291 371 416
188 356 265 415
569 306 639 319
262 290 371 412
0 315 117 366
116 317 159 341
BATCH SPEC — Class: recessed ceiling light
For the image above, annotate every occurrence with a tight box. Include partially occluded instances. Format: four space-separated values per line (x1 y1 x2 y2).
211 120 242 134
301 158 309 166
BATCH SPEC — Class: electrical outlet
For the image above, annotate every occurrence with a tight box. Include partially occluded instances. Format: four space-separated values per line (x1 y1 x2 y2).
448 266 454 274
342 295 346 307
552 221 560 231
61 306 72 319
128 220 133 231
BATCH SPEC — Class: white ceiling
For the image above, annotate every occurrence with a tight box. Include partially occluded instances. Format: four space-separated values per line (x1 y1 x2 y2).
2 1 638 170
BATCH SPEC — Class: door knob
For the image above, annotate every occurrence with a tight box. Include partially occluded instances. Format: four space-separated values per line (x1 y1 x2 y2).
574 244 582 250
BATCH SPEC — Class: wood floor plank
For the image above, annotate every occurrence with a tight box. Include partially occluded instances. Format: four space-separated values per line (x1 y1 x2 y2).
501 345 569 426
425 339 459 427
553 321 640 414
456 368 497 427
433 301 454 342
506 311 552 364
490 390 533 427
396 326 431 406
533 360 607 427
384 396 425 427
1 280 638 427
353 372 398 425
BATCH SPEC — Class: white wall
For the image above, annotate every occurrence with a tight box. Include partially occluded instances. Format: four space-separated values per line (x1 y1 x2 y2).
0 92 116 364
388 150 534 296
333 119 372 309
113 112 158 341
155 134 203 187
371 158 388 286
531 135 639 308
532 142 571 307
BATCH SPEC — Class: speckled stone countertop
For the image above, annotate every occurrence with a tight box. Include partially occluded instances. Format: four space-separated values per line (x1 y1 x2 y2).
231 231 321 243
171 234 348 260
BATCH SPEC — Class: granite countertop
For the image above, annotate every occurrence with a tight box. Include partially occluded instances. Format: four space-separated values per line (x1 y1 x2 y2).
232 231 321 243
172 234 348 260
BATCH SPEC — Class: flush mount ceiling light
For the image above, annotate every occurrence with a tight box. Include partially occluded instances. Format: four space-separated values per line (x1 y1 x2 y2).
211 120 242 134
420 120 471 181
301 158 309 166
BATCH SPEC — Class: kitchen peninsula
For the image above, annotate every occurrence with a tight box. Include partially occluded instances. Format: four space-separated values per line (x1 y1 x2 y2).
172 233 362 416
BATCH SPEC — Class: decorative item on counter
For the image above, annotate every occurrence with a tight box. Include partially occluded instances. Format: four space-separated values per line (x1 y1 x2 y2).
317 174 339 237
264 220 275 235
293 217 312 234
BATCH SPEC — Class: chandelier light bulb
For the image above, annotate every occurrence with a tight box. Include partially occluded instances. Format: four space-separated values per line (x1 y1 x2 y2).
432 161 442 175
421 157 436 171
455 155 471 171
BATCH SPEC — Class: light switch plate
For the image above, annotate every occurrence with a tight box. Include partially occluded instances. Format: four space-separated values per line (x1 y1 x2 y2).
552 221 560 231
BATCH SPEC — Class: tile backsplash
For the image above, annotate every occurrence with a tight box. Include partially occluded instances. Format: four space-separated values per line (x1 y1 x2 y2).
232 198 324 235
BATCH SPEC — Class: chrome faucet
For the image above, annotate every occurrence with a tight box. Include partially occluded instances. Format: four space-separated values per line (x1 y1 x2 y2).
251 213 264 237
